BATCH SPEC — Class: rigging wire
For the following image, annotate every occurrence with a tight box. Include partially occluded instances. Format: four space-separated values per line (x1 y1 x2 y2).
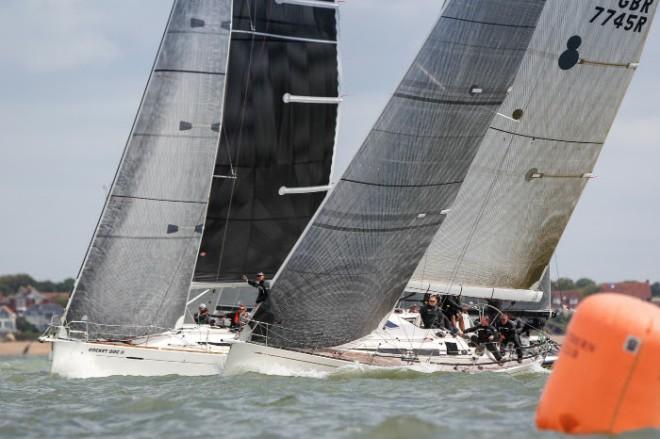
214 14 258 281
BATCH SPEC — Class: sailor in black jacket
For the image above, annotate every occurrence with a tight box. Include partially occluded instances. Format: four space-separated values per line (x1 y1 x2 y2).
464 316 502 362
495 313 523 362
419 295 443 329
242 272 270 304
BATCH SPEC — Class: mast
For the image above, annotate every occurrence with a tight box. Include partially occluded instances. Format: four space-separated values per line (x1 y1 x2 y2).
409 0 658 305
65 0 234 339
257 0 547 349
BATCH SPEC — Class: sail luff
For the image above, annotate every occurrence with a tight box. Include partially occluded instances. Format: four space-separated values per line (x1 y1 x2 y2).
410 0 658 297
259 0 548 349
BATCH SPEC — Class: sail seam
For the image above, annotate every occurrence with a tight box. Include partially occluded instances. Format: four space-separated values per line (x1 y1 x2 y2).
489 127 604 145
168 30 228 36
394 92 503 106
373 128 483 141
215 159 329 167
204 215 315 222
132 133 217 140
341 178 463 188
314 220 444 233
232 29 336 45
442 15 537 29
111 195 206 204
154 68 226 76
96 235 196 240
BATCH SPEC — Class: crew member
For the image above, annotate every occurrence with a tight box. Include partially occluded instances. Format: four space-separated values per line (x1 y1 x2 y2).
194 303 210 325
242 272 270 304
464 316 502 362
230 304 249 329
420 294 442 329
421 295 459 334
495 313 523 362
441 295 465 334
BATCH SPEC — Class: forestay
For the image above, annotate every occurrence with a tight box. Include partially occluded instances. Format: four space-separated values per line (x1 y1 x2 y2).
193 0 340 283
66 0 233 338
410 0 658 300
257 0 547 349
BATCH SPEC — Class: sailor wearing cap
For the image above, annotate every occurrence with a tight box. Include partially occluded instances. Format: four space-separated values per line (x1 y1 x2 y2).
241 272 270 304
194 303 210 324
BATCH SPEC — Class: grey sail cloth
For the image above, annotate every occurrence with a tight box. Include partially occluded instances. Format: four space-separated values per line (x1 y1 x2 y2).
194 0 339 283
65 0 233 339
411 0 658 297
254 0 547 349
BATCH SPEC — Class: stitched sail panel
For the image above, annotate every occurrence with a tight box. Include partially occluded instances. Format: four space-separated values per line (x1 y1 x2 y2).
411 0 658 298
259 0 547 348
66 0 233 338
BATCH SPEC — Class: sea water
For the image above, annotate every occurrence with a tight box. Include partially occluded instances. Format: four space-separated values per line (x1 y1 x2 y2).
0 356 656 439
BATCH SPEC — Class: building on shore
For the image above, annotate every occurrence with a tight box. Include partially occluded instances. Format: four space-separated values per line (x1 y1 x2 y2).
24 303 64 332
0 305 17 339
599 280 652 301
552 280 653 310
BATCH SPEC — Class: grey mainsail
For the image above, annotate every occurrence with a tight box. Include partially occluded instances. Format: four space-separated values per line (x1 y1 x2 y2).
409 0 658 303
193 0 340 284
65 0 233 338
255 0 547 349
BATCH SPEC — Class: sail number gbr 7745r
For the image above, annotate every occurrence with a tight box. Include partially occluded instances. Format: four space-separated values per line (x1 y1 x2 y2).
590 1 654 32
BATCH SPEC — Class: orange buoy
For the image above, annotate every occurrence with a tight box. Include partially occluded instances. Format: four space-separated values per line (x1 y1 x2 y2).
536 293 660 435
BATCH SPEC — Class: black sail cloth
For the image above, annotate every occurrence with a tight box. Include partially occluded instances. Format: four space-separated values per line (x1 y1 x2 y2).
256 0 548 349
193 0 339 283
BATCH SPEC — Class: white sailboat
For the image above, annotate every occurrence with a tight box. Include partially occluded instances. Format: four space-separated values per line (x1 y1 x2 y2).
226 0 550 375
41 0 342 378
225 0 658 376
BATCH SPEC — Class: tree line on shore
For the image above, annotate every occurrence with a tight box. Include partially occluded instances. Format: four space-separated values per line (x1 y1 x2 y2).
0 274 74 296
551 277 660 298
1 273 659 298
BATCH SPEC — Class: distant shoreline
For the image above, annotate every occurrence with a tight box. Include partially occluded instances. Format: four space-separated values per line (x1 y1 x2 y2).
0 341 51 357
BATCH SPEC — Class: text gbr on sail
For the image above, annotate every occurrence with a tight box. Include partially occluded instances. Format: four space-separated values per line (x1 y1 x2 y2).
589 0 654 32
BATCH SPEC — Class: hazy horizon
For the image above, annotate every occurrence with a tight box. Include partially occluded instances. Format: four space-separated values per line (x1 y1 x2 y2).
1 0 658 283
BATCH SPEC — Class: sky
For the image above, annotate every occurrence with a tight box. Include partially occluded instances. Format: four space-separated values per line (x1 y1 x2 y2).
0 0 658 284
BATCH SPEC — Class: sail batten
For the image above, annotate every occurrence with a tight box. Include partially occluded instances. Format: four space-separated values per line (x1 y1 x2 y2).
257 0 547 349
411 0 658 297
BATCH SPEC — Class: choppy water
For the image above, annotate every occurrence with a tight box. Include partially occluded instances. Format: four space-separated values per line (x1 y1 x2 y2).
0 356 655 439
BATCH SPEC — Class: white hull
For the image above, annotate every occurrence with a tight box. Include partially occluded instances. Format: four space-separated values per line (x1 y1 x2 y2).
50 338 228 378
224 340 349 376
44 324 238 378
224 342 544 376
225 314 550 377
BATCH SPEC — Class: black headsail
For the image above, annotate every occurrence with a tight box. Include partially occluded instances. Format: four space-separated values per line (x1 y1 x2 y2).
256 0 547 349
65 0 233 338
193 0 340 283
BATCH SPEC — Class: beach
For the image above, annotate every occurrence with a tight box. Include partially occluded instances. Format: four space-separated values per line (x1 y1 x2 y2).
0 341 51 357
